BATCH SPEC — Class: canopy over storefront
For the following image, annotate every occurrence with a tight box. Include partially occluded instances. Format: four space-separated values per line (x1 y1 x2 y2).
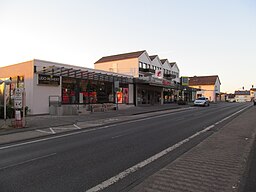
35 65 133 84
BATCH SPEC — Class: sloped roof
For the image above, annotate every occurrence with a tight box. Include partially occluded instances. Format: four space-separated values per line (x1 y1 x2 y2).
169 62 176 67
189 75 220 86
227 94 235 98
235 91 250 95
149 55 158 60
160 59 168 64
95 50 146 64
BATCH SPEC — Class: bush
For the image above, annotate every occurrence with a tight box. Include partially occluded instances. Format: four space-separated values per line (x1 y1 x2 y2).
177 99 187 105
0 105 15 119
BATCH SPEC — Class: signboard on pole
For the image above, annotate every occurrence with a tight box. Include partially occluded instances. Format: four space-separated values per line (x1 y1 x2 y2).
14 88 23 109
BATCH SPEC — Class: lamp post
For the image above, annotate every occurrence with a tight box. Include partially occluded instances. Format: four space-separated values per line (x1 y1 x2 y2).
0 78 12 127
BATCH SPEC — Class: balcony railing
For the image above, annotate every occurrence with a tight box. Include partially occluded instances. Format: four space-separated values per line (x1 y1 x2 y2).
139 68 155 73
164 74 176 79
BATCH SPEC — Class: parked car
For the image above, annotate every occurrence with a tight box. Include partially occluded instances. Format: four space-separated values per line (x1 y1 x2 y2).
194 97 210 107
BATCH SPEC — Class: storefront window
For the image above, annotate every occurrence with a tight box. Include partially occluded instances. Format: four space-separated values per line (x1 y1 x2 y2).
62 77 114 104
117 87 129 104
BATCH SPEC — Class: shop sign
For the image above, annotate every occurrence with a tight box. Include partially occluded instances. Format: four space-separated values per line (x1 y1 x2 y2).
150 77 163 84
181 76 189 86
38 74 60 86
163 80 172 86
155 69 163 79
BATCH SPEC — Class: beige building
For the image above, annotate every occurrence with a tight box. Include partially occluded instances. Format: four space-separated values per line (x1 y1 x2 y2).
189 75 221 102
94 50 152 78
0 59 133 115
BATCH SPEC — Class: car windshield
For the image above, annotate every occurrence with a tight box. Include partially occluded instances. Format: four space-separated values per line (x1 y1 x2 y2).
197 97 206 100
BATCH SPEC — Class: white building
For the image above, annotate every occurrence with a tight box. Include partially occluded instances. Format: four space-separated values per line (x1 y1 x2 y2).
234 91 251 102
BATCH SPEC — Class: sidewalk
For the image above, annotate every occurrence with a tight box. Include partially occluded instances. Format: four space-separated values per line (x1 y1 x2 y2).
130 106 256 192
0 104 189 144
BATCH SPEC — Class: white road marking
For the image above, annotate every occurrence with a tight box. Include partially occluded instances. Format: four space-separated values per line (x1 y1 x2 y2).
111 134 124 139
53 127 78 130
36 129 54 134
50 128 56 134
0 105 250 152
73 124 81 129
86 105 251 192
0 153 56 170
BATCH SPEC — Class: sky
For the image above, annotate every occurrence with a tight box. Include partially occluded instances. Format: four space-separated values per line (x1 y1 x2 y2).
0 0 255 93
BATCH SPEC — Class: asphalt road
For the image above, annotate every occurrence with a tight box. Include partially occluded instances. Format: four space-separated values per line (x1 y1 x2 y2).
0 102 251 192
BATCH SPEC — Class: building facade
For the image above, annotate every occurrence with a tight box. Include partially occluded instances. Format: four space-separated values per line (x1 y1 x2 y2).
188 75 221 102
234 91 251 102
94 50 182 105
0 59 133 115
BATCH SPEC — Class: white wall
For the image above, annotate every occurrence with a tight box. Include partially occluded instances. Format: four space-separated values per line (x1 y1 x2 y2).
32 74 61 115
162 60 171 71
128 84 134 104
138 52 152 67
151 56 162 69
171 63 180 83
214 78 221 94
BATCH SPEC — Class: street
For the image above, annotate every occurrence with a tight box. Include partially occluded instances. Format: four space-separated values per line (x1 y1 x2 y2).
0 102 252 192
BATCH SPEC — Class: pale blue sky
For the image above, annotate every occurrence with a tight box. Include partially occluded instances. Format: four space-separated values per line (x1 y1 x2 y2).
0 0 255 93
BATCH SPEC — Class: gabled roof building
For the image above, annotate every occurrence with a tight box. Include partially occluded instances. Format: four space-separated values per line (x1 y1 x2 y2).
94 50 183 105
189 75 221 102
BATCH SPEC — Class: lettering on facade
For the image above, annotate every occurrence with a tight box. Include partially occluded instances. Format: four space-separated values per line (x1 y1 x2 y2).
38 74 60 86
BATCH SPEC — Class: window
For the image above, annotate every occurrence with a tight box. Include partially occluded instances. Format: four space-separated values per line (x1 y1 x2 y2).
139 62 143 68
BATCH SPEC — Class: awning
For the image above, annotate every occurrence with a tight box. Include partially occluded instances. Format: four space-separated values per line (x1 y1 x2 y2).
35 65 133 84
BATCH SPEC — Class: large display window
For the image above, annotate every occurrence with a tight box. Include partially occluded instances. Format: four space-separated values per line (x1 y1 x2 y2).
62 77 114 104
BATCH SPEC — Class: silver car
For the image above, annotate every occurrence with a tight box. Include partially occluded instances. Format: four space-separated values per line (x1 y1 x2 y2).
194 97 210 107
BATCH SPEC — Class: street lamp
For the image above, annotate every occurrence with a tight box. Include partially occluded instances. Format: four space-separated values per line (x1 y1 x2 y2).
0 78 12 127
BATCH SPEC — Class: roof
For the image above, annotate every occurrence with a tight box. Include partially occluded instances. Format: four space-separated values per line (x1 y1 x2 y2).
169 62 176 67
94 50 146 64
227 94 235 98
160 59 168 64
235 91 250 95
34 59 134 84
149 55 158 60
189 75 220 86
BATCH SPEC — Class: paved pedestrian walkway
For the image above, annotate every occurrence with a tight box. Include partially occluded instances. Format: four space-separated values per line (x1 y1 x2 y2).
130 106 256 192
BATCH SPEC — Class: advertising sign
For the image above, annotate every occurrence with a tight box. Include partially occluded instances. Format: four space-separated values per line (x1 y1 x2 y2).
38 74 60 86
181 76 189 86
155 70 163 78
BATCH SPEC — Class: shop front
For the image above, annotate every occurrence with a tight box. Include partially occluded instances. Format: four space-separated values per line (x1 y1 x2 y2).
134 77 165 106
0 59 134 115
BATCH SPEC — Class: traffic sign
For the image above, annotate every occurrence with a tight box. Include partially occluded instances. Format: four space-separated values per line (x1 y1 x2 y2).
14 100 23 109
